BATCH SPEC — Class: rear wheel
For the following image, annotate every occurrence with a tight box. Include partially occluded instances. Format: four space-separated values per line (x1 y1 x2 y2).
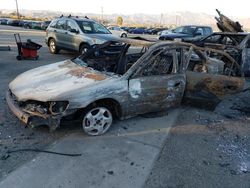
79 44 89 55
49 38 59 54
82 105 113 136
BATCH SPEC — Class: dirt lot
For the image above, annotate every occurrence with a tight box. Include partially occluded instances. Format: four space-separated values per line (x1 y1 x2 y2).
1 25 250 187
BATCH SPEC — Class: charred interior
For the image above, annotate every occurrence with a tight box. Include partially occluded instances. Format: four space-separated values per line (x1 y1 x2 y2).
77 41 148 75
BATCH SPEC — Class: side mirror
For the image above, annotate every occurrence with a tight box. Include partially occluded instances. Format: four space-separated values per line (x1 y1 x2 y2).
70 29 79 34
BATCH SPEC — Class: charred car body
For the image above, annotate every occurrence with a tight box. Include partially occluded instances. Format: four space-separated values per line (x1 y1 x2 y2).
6 39 245 135
186 32 250 77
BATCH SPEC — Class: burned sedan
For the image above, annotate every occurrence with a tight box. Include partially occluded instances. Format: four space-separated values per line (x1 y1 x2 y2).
6 39 245 135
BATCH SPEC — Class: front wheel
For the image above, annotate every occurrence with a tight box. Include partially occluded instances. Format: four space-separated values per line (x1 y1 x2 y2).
121 33 127 38
79 44 89 55
82 106 113 136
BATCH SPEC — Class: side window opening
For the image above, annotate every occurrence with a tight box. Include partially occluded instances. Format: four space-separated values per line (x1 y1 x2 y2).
49 20 57 28
139 48 179 76
195 28 203 35
56 20 66 30
66 20 78 32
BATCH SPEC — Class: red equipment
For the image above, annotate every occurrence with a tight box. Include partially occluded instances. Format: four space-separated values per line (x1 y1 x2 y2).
14 33 42 60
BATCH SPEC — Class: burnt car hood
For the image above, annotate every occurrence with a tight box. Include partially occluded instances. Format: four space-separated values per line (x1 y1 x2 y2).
9 60 110 102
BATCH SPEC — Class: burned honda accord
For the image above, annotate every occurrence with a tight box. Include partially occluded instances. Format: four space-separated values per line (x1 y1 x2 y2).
6 38 245 135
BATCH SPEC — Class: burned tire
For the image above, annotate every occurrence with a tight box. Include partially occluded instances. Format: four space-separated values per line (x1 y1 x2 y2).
82 105 113 136
49 38 59 54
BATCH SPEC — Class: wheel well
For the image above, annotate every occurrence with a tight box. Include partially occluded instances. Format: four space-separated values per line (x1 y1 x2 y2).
66 98 122 121
79 42 90 52
48 37 54 45
89 99 122 119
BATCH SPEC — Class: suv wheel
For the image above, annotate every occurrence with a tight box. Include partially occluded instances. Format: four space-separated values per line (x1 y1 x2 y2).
49 38 59 54
79 44 89 55
121 33 127 38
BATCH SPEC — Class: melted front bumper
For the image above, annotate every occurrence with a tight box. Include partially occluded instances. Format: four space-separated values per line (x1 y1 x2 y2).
6 91 61 130
6 91 30 124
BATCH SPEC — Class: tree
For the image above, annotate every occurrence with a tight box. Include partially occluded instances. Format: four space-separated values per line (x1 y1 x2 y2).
117 16 123 26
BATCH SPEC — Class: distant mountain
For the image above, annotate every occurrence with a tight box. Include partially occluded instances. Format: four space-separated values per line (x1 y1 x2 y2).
1 9 249 30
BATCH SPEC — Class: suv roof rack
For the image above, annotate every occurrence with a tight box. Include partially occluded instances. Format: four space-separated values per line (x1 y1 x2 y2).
58 15 90 20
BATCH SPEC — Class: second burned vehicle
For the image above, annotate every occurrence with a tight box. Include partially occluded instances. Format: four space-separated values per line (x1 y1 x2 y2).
186 32 250 77
6 39 245 136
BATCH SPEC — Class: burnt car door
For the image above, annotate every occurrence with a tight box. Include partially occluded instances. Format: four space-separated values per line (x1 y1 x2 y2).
183 46 245 108
65 20 81 51
127 47 186 115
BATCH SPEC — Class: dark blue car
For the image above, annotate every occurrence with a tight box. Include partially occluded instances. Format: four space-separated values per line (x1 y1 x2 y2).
129 27 146 34
159 25 213 41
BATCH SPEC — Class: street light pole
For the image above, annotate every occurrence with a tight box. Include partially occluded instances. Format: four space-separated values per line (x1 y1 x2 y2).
15 0 20 19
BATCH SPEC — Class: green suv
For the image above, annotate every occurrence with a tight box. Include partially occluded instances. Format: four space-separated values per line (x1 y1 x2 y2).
45 16 119 54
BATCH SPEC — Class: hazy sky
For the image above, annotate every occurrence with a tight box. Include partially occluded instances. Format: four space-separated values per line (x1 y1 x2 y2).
1 0 250 17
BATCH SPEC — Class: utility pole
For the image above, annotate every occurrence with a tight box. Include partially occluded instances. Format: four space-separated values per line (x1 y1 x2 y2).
15 0 20 19
160 13 163 26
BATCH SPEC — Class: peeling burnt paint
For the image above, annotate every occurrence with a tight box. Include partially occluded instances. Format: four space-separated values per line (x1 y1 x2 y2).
67 68 107 80
185 71 244 98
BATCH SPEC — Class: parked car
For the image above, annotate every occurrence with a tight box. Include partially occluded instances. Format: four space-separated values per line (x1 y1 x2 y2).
129 27 146 34
120 26 130 32
107 26 127 37
159 25 213 41
18 20 25 27
45 16 119 54
186 32 250 77
159 29 172 36
144 28 154 34
41 21 51 30
0 18 9 25
6 39 244 135
151 28 168 35
23 21 32 29
31 21 42 30
7 19 21 27
126 27 136 33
